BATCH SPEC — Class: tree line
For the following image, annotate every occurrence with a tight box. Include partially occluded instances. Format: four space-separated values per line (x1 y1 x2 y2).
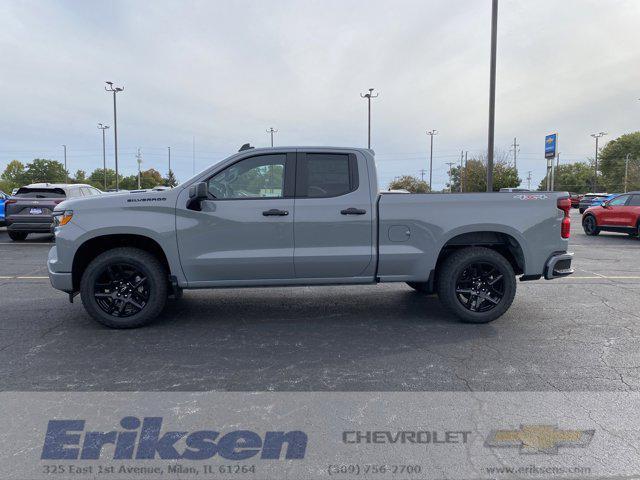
389 131 640 194
0 159 178 192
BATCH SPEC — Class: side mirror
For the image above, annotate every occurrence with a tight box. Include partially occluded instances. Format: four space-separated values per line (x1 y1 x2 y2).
189 182 208 200
601 201 609 208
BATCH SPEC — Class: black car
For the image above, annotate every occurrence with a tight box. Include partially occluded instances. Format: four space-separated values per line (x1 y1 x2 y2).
4 183 102 241
578 193 608 214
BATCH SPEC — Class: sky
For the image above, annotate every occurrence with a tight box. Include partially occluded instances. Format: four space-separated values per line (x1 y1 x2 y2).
1 0 639 190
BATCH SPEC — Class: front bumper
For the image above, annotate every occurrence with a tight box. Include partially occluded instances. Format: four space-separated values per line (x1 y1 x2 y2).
544 252 574 279
48 246 73 292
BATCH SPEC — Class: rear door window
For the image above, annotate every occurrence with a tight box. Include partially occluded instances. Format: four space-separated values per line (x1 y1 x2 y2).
296 153 358 198
628 195 640 206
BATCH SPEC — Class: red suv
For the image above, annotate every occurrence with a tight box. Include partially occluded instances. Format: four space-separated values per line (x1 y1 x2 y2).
582 192 640 237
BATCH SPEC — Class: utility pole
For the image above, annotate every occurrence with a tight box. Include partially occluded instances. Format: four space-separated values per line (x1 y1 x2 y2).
168 146 171 174
459 150 464 192
446 162 456 193
464 151 468 192
192 136 196 175
360 88 379 149
510 137 519 169
486 0 498 192
97 123 110 190
105 81 124 191
590 132 607 192
62 144 68 183
266 127 278 147
426 129 437 191
419 169 427 181
527 171 532 190
552 152 560 191
625 153 631 192
136 148 142 189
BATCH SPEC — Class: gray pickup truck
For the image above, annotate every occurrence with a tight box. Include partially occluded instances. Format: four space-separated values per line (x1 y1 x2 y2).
48 146 573 328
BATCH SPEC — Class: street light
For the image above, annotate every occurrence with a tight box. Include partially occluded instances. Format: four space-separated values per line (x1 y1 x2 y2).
62 144 68 183
97 123 110 190
360 88 379 149
590 132 607 191
105 81 124 191
426 129 437 191
266 127 278 147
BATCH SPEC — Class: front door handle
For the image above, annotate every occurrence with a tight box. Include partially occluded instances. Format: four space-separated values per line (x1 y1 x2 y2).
262 209 289 216
340 207 367 215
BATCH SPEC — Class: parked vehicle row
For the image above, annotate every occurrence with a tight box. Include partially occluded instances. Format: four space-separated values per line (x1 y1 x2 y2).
578 193 608 213
582 192 640 237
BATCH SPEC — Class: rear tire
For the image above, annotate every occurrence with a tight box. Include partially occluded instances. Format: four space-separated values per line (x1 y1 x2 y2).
80 247 168 329
8 231 28 241
582 215 600 236
436 247 516 324
406 281 431 294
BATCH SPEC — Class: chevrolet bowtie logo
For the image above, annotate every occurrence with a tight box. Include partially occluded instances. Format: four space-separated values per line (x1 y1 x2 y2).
485 425 594 454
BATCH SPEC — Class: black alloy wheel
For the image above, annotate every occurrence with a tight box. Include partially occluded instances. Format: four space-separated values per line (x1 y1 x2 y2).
93 263 150 317
454 262 505 313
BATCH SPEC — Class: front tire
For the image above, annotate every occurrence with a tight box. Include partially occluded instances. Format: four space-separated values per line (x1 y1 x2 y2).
80 247 168 328
582 215 600 236
8 231 28 241
437 247 516 324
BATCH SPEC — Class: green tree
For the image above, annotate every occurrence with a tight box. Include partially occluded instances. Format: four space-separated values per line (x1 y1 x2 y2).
87 168 122 190
73 169 87 183
449 152 520 192
1 160 27 188
537 162 596 193
598 131 640 192
163 169 178 187
120 169 164 190
24 159 67 184
388 175 430 193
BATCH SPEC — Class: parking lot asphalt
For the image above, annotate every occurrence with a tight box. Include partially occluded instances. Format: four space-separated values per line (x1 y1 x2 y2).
1 209 640 391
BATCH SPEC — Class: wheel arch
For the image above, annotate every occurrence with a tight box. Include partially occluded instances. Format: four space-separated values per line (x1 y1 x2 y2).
434 230 526 279
72 234 171 291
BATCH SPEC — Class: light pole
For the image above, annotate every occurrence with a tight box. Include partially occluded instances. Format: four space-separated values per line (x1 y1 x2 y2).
97 123 110 190
266 127 278 147
360 88 379 149
62 144 68 183
486 0 498 192
426 129 437 191
625 153 631 192
105 81 124 191
590 132 607 191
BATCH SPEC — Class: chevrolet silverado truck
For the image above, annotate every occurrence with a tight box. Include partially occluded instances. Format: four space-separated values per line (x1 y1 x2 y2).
48 146 574 328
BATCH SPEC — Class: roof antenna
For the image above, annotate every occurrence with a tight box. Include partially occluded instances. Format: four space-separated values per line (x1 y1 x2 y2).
239 143 254 152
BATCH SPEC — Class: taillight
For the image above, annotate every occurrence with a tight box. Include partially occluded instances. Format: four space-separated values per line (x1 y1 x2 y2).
558 197 571 238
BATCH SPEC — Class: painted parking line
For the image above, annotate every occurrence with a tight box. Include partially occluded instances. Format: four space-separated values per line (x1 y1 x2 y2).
0 276 49 279
0 242 52 245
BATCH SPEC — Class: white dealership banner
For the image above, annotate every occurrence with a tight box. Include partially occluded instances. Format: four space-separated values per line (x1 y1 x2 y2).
0 392 638 479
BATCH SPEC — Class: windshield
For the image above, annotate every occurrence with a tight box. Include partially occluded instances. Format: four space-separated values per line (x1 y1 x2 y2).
14 187 66 198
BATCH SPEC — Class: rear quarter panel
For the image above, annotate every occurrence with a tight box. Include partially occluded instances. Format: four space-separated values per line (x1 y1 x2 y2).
377 192 569 281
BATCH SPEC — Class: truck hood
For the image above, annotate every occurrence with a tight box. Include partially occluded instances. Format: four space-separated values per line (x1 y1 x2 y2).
54 188 182 212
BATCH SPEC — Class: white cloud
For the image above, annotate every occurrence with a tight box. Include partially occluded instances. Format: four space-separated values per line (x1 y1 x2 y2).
0 0 639 189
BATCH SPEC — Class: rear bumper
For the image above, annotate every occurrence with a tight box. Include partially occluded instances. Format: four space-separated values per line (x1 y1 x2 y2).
48 246 73 292
7 221 53 233
544 252 574 279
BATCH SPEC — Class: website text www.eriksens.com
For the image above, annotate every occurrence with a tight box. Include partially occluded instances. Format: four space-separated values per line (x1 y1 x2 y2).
485 465 591 476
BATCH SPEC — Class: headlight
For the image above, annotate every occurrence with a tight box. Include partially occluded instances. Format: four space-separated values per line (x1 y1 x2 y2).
53 210 73 226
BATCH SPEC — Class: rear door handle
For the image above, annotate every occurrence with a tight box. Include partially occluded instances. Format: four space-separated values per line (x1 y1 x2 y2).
262 209 289 216
340 207 367 215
